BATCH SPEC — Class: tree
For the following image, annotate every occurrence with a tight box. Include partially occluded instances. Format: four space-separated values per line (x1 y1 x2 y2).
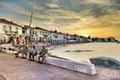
88 35 91 39
54 30 57 33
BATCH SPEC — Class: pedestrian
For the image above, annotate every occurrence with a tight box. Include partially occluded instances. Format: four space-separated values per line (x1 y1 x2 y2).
21 45 28 59
15 45 25 58
37 46 48 63
28 45 34 61
32 46 37 56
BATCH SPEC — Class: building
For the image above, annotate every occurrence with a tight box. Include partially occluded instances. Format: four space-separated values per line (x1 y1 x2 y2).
50 31 67 44
66 34 75 43
33 27 51 42
0 18 23 45
21 26 51 45
21 25 31 45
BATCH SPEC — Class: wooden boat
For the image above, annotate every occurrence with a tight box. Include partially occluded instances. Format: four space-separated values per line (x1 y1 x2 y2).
89 57 120 69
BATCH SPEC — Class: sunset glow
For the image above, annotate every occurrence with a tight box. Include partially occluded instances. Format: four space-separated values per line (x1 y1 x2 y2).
0 0 120 38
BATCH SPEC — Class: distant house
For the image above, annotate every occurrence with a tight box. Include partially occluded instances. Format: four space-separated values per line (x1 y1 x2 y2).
72 34 80 43
22 26 51 44
21 25 31 45
66 34 80 43
79 36 88 43
66 34 72 41
33 27 51 42
107 37 116 42
50 31 66 44
0 18 23 45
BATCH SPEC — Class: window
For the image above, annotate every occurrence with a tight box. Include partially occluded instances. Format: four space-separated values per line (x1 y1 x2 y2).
30 30 32 34
22 29 25 33
35 31 37 35
63 36 66 39
3 25 6 31
40 31 42 35
53 34 58 38
30 29 34 35
9 26 12 31
16 27 18 32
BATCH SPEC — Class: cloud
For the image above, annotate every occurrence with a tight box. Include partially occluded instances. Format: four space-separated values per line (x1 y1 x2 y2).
46 3 59 8
53 18 80 26
0 1 30 15
33 5 44 10
0 0 120 37
81 14 120 30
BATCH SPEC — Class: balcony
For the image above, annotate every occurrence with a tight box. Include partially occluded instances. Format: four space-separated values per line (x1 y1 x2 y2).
5 30 18 34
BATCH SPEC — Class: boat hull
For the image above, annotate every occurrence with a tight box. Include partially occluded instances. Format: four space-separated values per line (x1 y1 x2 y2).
89 57 120 69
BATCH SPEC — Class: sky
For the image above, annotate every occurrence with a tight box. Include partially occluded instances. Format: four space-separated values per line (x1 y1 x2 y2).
0 0 120 38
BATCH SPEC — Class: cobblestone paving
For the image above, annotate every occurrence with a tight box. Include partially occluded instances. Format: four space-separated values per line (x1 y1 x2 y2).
0 74 6 80
0 53 120 80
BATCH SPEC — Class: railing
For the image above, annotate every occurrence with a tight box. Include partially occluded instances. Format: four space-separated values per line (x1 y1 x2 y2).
5 31 18 34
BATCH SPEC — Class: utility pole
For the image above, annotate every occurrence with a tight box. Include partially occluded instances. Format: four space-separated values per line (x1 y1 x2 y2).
27 12 33 45
29 12 38 52
29 12 33 27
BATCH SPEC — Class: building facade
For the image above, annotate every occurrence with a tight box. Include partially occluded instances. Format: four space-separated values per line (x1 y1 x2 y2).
0 18 23 45
34 27 51 42
24 27 51 43
50 32 67 44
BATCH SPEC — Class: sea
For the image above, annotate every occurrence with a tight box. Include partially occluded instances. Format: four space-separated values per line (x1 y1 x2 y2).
48 42 120 63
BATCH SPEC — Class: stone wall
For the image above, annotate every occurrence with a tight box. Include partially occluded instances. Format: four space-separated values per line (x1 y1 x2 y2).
44 55 96 75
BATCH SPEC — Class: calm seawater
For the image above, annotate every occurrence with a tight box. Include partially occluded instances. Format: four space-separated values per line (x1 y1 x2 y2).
48 42 120 63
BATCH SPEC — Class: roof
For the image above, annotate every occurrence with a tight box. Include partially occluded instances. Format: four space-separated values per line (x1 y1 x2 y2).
34 27 49 31
0 18 23 27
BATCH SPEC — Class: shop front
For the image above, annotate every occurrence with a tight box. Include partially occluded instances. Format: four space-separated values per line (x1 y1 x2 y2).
0 34 10 43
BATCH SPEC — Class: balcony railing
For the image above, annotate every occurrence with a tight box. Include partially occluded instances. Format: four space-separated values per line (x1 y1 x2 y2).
5 30 18 34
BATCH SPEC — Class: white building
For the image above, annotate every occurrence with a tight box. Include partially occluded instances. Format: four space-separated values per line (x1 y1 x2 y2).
23 26 51 43
33 27 50 42
21 25 31 45
50 31 66 44
0 18 23 45
65 34 80 43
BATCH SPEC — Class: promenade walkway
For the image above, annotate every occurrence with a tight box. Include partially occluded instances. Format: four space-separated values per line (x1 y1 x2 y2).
0 53 120 80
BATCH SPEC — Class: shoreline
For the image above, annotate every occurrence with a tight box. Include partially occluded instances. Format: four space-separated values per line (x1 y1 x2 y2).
48 42 120 63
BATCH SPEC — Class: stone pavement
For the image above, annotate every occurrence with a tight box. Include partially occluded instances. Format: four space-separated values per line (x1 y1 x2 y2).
0 74 6 80
0 53 120 80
